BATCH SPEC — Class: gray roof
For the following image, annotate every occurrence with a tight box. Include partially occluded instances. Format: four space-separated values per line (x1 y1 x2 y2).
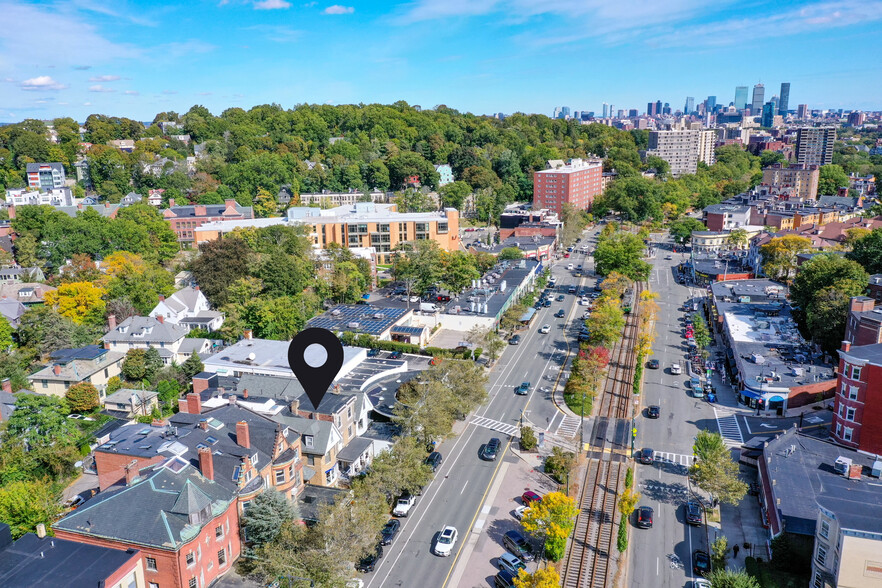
297 485 346 523
336 436 373 463
26 162 64 174
234 373 356 415
0 525 140 586
270 413 336 455
0 300 26 328
838 342 882 364
103 388 158 406
167 204 253 218
162 286 205 314
56 204 121 218
704 203 751 215
486 235 556 254
817 195 861 209
29 351 124 382
447 259 541 320
761 427 882 535
53 458 234 549
103 316 188 344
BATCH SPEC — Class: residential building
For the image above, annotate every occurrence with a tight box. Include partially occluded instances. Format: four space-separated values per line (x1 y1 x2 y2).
102 388 160 419
4 187 73 207
27 345 124 400
735 86 749 110
762 163 820 200
847 111 865 127
751 83 765 116
0 266 45 284
434 164 454 186
0 523 145 588
796 127 836 166
163 199 254 248
532 158 603 214
778 82 790 114
703 204 752 231
149 286 224 332
798 104 810 119
762 102 775 127
107 139 135 152
296 190 389 207
26 162 65 190
103 315 212 364
645 129 715 177
0 300 26 328
831 339 882 455
54 458 241 588
0 282 55 306
193 203 460 265
120 191 142 205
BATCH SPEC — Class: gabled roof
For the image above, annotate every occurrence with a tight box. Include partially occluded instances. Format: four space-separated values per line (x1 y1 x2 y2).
25 162 64 174
103 316 188 344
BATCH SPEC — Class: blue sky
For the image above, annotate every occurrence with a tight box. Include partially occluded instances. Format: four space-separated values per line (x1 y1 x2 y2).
2 0 881 122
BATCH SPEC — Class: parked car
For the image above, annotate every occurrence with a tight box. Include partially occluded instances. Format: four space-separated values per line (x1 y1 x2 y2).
497 552 527 575
509 334 521 345
515 382 530 395
539 324 550 334
502 530 534 561
646 405 660 419
543 299 552 307
367 348 381 357
480 437 502 461
356 545 383 572
638 448 655 464
392 494 416 516
636 506 653 529
513 505 528 520
425 451 443 472
647 359 660 369
685 501 703 526
522 491 542 505
389 350 403 359
433 525 458 556
693 550 711 576
494 570 516 588
380 519 401 545
567 263 575 270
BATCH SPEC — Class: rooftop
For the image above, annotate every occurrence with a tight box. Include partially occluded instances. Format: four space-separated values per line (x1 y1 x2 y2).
446 259 540 319
307 304 411 337
103 316 188 344
202 337 364 379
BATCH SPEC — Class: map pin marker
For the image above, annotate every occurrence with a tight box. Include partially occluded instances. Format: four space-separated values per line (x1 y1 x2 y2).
287 328 345 411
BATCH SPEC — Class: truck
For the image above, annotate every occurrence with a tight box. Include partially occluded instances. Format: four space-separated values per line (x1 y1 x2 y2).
392 494 416 517
420 302 438 313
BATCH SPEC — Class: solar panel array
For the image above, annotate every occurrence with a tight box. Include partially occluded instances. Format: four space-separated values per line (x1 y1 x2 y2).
390 325 425 336
308 305 409 335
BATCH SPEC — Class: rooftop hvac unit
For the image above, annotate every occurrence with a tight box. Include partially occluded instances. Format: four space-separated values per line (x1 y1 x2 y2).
331 309 342 316
470 302 476 312
348 321 360 329
373 313 384 319
834 456 852 476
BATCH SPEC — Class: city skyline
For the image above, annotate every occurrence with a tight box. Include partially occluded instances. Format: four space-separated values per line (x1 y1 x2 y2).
2 0 882 122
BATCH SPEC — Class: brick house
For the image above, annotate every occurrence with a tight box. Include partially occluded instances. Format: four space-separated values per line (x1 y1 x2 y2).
53 458 241 588
163 200 253 248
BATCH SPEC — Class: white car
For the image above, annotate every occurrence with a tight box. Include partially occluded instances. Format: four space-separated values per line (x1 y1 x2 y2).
513 505 529 520
580 297 591 306
433 525 458 556
582 311 591 319
539 324 551 334
671 363 682 375
392 494 416 517
567 263 574 270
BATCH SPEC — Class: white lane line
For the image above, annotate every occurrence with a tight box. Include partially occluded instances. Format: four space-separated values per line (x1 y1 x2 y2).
460 481 468 495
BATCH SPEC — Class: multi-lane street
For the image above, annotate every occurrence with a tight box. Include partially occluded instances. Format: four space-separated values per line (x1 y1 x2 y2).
363 228 602 588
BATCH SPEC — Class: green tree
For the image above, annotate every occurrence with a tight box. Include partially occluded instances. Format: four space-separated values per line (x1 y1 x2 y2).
818 164 850 195
438 180 471 209
691 313 712 350
594 232 651 280
513 568 561 588
760 235 813 282
0 315 12 350
3 394 78 448
587 296 626 348
690 430 747 506
711 535 729 572
560 203 588 248
0 480 63 539
189 237 253 307
14 307 89 356
242 488 300 547
181 353 205 379
13 232 39 268
498 247 525 260
706 569 761 588
66 382 99 413
759 150 786 167
669 218 706 244
727 228 749 249
520 425 537 451
156 379 181 408
544 446 575 484
362 436 434 500
846 228 882 274
121 348 148 381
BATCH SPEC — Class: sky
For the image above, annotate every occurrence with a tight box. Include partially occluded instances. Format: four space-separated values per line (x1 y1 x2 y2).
1 0 882 123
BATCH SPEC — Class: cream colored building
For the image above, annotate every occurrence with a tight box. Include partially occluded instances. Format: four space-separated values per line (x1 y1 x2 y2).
813 503 882 588
646 129 716 177
28 346 124 400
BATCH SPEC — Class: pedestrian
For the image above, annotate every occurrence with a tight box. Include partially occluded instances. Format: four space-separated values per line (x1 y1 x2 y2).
733 544 740 559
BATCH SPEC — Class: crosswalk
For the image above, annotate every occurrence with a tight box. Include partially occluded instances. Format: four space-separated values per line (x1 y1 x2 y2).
556 415 583 438
641 479 691 497
713 408 744 446
471 416 519 437
654 452 696 467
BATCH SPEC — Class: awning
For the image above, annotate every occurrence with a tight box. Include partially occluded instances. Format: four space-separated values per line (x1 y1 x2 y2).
769 396 785 403
740 389 763 399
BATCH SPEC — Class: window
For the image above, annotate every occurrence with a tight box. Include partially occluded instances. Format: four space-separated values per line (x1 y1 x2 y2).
813 572 824 588
189 578 197 588
838 403 845 418
215 525 223 539
852 366 862 380
844 427 853 442
846 407 855 421
816 544 827 566
849 386 859 400
186 552 195 566
218 549 226 566
304 435 314 448
275 470 285 484
820 520 830 539
146 557 157 571
150 584 159 588
288 463 295 478
836 423 842 437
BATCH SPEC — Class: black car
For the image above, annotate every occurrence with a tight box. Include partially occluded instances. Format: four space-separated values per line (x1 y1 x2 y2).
639 448 655 464
425 451 443 472
480 437 502 461
356 544 383 572
502 530 534 561
636 506 653 529
389 350 403 359
556 294 565 302
693 550 711 576
380 518 401 545
494 570 516 588
509 334 521 345
646 405 660 419
685 501 703 526
647 359 660 369
543 299 552 307
554 309 565 318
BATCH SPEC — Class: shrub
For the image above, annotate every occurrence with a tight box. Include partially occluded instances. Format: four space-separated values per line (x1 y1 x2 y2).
625 467 633 489
520 425 537 451
544 447 575 484
617 521 628 552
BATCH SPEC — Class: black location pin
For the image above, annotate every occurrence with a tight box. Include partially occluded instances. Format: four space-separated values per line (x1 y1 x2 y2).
287 328 345 411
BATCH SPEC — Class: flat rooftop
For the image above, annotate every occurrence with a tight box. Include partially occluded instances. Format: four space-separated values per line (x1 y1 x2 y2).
203 337 364 379
446 259 540 319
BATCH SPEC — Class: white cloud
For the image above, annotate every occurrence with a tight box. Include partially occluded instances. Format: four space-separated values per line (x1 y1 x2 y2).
89 84 115 92
124 90 139 95
254 0 291 9
88 74 121 82
20 76 68 91
324 4 354 14
83 102 92 106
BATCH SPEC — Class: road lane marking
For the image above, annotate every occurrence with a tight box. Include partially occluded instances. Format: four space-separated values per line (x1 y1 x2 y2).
713 408 744 446
460 480 468 494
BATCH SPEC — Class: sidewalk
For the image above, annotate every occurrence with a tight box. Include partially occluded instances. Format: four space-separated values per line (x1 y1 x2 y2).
714 468 770 566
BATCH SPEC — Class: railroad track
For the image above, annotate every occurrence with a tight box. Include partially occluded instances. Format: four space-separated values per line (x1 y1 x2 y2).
562 282 643 588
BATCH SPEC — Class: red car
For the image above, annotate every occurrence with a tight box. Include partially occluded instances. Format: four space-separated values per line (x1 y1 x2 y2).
522 491 542 505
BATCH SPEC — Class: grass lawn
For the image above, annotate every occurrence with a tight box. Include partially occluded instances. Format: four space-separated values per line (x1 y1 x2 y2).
564 391 593 417
745 556 811 588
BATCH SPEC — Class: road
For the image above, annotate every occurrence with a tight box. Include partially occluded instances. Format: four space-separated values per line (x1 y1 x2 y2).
363 228 601 588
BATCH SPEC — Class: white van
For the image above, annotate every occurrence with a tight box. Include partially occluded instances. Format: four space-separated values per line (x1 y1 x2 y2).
567 263 575 271
420 302 438 313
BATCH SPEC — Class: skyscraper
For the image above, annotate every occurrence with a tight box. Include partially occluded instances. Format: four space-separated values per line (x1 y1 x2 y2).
647 102 657 116
796 127 835 166
762 102 775 128
656 100 663 116
602 103 609 118
561 106 571 118
609 104 615 118
778 82 790 114
751 84 765 116
685 97 695 114
707 96 717 112
798 104 809 119
553 107 562 119
735 86 748 110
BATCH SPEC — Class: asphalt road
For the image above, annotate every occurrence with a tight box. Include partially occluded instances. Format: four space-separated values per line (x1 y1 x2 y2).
363 228 601 588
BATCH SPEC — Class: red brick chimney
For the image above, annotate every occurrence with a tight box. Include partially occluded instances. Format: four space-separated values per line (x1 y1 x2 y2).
186 392 202 415
192 374 212 396
1 379 11 394
108 315 117 330
224 199 237 212
198 447 214 481
236 421 250 449
850 297 875 313
103 341 111 350
124 463 139 485
199 419 209 431
7 205 14 220
194 204 207 217
158 295 165 302
194 285 200 291
178 398 189 413
243 388 249 399
842 341 851 352
243 329 253 340
53 364 61 376
169 198 176 207
156 315 164 324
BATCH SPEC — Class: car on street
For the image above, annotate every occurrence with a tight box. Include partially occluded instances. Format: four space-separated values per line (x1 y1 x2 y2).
509 334 521 345
480 437 502 461
685 501 703 526
392 494 416 516
693 550 711 576
543 299 552 307
522 491 542 505
646 405 660 419
554 309 565 318
513 505 528 520
356 545 383 572
665 255 673 260
636 506 653 529
692 580 712 588
433 525 458 556
582 311 591 319
515 382 530 395
567 263 574 270
691 382 705 398
638 448 655 464
367 348 380 357
389 350 403 359
380 519 401 545
568 286 577 294
502 530 534 561
425 451 443 472
647 359 660 369
539 324 551 334
580 297 591 305
494 570 516 588
497 552 527 575
670 363 682 375
556 294 565 301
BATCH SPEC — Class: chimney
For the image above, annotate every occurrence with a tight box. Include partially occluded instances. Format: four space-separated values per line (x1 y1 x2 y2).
186 392 202 415
850 297 875 313
194 285 200 291
224 199 237 210
6 206 14 220
77 203 83 210
103 340 111 350
243 329 253 340
124 463 139 485
243 388 249 399
104 202 109 208
842 341 851 352
290 398 299 413
194 205 207 217
199 418 209 431
156 314 164 324
178 398 189 413
1 379 11 394
36 524 46 538
236 421 250 449
848 464 862 480
169 198 176 207
198 447 214 481
108 314 117 330
53 364 62 376
192 373 215 396
228 394 236 406
158 295 165 302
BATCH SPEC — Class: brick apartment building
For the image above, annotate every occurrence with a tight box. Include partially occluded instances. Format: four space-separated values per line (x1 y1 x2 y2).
163 199 253 248
532 158 603 214
762 163 820 201
832 340 882 456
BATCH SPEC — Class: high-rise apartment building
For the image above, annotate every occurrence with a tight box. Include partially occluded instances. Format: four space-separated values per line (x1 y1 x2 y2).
684 97 694 114
26 162 66 190
751 84 765 116
798 104 809 119
608 104 615 118
778 82 790 114
532 158 603 214
848 111 866 127
735 86 748 110
796 127 836 166
646 129 716 177
762 163 820 200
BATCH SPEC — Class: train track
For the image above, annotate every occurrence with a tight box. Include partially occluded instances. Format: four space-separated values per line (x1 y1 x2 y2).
562 282 643 588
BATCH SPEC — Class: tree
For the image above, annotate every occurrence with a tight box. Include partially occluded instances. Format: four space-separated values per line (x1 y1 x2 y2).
727 228 749 249
669 217 706 244
484 331 506 364
66 382 99 413
363 436 434 499
121 348 148 381
143 347 163 383
587 296 625 348
520 425 537 451
189 237 253 307
0 480 63 539
43 281 107 326
242 488 299 547
498 247 524 260
14 306 90 356
617 487 640 518
594 232 651 280
760 235 813 282
521 491 578 561
253 186 279 218
691 313 712 350
181 353 205 379
0 315 12 350
560 203 588 248
846 228 882 274
438 180 471 209
690 430 747 506
706 569 761 588
156 379 181 408
711 535 729 572
393 187 436 213
544 446 575 484
513 568 561 588
500 303 526 332
3 394 78 448
759 150 786 167
13 233 39 268
818 164 850 195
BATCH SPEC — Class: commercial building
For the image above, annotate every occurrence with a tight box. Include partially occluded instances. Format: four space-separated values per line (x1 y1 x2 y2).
796 127 836 166
778 82 790 114
645 129 716 177
798 104 810 119
531 158 603 214
26 162 65 190
751 83 765 116
703 204 752 231
762 163 820 201
735 86 749 110
847 111 866 127
193 203 460 265
163 199 254 248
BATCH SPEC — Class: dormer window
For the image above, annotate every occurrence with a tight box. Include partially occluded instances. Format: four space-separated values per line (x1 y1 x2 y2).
304 435 314 449
119 325 128 333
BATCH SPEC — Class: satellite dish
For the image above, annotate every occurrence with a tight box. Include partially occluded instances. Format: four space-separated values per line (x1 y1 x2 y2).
247 352 256 361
